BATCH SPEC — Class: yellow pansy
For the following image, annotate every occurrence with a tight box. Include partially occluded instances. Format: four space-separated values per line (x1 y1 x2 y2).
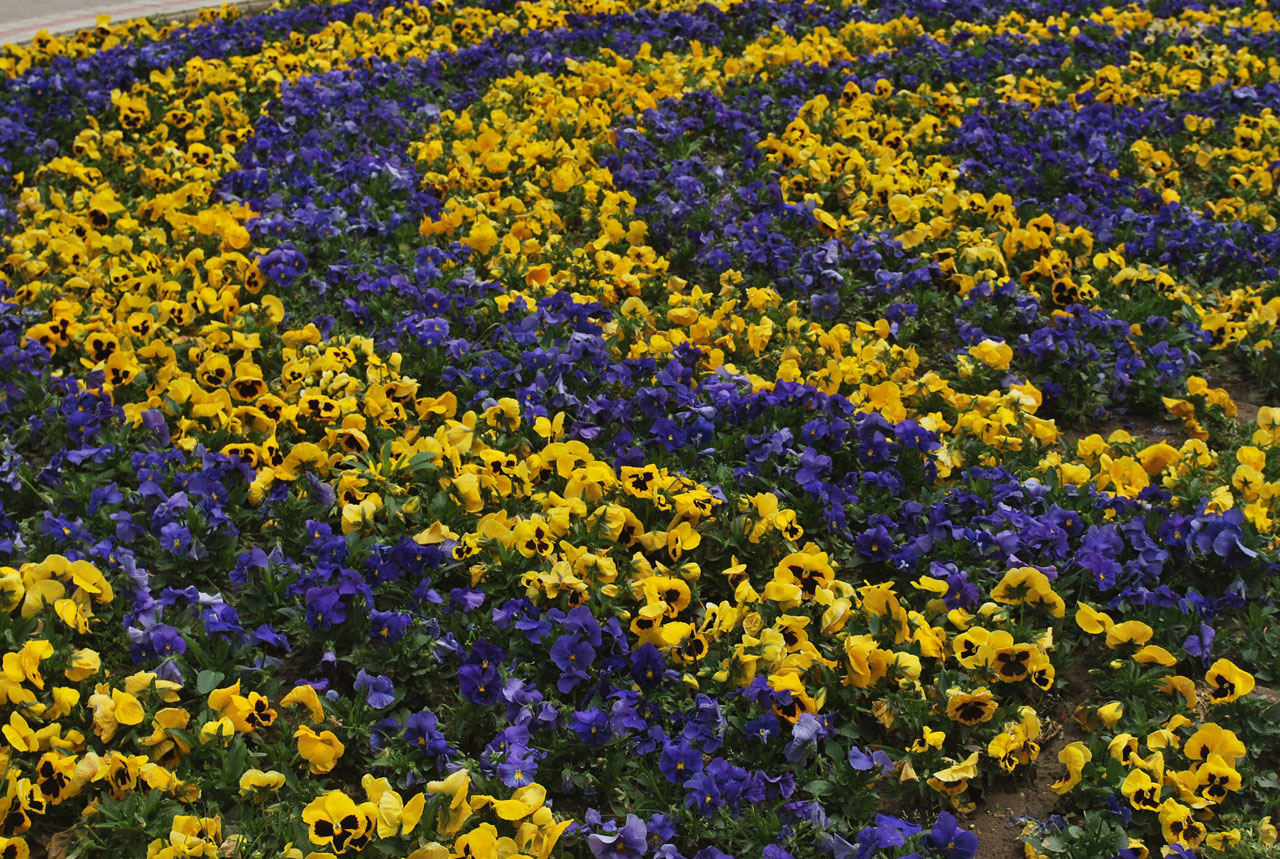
294 725 345 775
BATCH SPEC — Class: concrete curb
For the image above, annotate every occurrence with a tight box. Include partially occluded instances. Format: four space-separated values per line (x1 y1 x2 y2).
0 0 276 50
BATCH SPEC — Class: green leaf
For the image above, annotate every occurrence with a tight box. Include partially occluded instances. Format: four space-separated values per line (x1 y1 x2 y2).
1040 835 1067 853
803 779 832 797
196 670 226 695
405 451 440 474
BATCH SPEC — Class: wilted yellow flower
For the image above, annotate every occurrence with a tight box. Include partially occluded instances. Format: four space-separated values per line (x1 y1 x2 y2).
968 338 1013 369
1097 701 1124 728
1051 742 1092 794
294 725 345 774
1105 620 1153 649
239 769 286 795
280 684 325 723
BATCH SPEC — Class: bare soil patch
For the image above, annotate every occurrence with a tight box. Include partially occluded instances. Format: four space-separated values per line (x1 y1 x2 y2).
965 663 1095 856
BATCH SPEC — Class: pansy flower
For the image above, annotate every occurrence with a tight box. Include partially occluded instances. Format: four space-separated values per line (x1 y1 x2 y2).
945 688 997 725
1205 658 1255 704
302 791 375 853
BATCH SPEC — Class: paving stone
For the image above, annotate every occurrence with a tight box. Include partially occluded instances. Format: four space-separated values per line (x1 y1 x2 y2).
0 0 265 48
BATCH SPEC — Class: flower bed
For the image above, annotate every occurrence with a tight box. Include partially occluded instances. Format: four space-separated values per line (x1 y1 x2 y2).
1 0 1279 856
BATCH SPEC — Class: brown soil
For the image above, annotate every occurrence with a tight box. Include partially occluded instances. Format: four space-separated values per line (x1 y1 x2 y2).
1213 368 1267 427
1057 411 1174 450
965 663 1095 857
1056 360 1275 453
970 783 1053 858
1254 684 1280 704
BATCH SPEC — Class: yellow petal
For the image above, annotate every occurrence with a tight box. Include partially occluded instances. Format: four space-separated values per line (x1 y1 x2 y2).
113 689 145 725
1133 645 1177 667
401 792 425 834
